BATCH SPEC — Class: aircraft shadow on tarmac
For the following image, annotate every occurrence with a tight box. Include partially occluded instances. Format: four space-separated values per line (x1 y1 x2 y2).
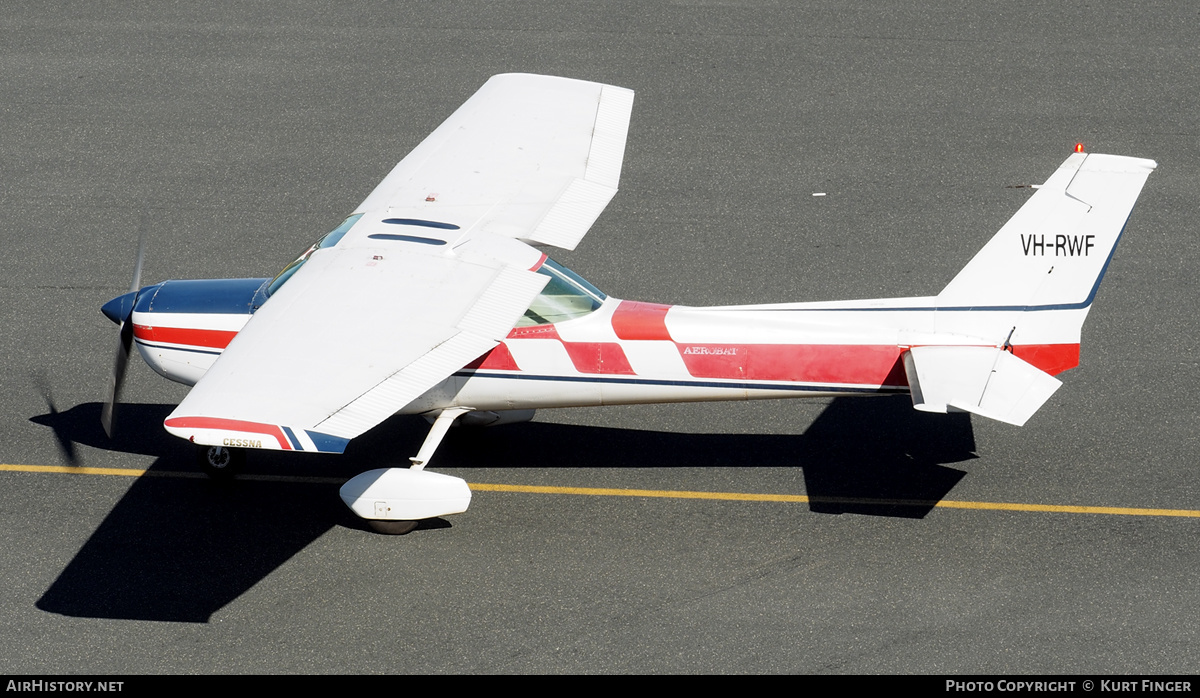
32 396 974 623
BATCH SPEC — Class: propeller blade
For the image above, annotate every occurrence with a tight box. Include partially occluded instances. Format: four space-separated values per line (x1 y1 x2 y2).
101 318 134 438
102 225 148 438
128 225 146 294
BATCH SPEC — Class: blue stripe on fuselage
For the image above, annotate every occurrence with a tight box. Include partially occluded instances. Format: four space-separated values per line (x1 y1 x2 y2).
454 370 907 395
133 338 223 356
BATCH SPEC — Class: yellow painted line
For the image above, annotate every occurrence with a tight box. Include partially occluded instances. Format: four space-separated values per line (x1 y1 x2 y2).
2 463 152 477
469 482 811 502
4 463 1199 518
468 483 1200 518
0 463 342 484
933 499 1200 518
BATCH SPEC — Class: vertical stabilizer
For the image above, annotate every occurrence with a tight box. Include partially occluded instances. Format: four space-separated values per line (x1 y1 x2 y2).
938 153 1156 311
908 152 1155 425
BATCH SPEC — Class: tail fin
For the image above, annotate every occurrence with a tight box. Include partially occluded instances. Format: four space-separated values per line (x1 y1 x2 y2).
933 151 1156 369
904 152 1155 426
938 152 1156 312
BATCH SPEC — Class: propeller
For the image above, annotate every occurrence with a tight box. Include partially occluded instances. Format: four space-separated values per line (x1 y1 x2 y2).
100 230 147 438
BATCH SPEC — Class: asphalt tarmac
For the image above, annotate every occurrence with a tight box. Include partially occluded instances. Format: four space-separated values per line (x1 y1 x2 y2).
2 0 1198 674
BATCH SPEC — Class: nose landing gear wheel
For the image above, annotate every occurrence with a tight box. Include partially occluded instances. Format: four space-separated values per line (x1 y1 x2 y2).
198 445 244 479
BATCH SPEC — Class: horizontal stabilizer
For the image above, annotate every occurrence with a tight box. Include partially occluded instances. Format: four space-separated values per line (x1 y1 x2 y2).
903 345 1062 426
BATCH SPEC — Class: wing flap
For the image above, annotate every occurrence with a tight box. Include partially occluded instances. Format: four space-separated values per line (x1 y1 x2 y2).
315 333 494 438
903 345 1062 426
315 266 548 437
525 177 617 250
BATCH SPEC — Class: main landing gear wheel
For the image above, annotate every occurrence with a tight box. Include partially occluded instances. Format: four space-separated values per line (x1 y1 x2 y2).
198 445 244 480
367 519 419 535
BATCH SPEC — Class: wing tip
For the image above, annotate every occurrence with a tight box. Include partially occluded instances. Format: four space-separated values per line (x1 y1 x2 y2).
163 415 350 454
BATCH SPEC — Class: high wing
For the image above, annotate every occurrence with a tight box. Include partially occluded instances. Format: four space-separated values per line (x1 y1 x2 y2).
164 74 635 452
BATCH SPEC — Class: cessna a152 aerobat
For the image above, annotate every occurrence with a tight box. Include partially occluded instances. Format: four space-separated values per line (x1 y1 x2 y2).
100 74 1156 533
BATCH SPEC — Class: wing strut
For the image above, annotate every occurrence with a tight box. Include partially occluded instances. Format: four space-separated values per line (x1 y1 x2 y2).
410 407 472 469
338 406 476 531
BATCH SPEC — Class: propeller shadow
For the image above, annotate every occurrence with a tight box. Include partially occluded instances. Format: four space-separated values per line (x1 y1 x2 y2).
30 402 189 461
33 395 974 622
31 373 82 466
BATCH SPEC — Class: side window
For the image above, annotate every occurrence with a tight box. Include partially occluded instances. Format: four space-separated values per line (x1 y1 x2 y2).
516 258 607 326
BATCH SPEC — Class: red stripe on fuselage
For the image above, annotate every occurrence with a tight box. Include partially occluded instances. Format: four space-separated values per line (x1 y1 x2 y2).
504 324 635 375
678 344 909 387
561 342 637 375
134 325 236 350
611 300 673 341
163 416 290 450
1012 343 1080 376
611 301 907 385
464 343 521 371
468 338 1079 386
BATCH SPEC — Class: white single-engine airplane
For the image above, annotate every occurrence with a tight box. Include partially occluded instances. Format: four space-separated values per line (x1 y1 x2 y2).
100 74 1156 533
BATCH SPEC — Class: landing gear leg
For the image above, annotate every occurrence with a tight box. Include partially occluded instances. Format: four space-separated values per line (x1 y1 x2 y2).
409 406 471 470
342 407 474 534
198 445 244 479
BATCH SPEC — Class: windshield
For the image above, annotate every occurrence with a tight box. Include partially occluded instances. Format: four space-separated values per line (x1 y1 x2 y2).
266 213 364 297
517 258 607 326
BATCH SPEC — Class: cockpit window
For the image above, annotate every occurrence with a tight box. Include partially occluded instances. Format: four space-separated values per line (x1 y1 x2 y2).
266 213 364 297
265 226 607 327
516 258 607 327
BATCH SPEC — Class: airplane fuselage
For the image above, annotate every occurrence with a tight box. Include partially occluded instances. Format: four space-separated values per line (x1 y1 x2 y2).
126 276 1081 421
